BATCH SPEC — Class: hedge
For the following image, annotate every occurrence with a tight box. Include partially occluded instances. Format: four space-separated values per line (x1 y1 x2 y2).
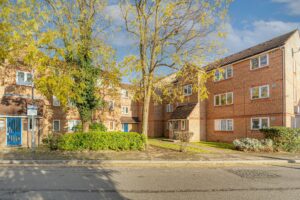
45 131 146 151
260 127 300 152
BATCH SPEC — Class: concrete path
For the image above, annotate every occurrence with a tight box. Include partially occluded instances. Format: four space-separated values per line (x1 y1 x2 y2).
1 164 300 199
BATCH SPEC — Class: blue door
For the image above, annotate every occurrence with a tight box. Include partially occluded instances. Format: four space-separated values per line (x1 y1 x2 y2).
7 118 22 146
123 123 129 132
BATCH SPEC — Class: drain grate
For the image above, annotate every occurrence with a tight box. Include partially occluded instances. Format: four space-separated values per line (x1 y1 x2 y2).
227 169 280 179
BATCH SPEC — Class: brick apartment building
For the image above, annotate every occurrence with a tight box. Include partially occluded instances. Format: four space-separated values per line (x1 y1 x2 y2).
0 30 300 147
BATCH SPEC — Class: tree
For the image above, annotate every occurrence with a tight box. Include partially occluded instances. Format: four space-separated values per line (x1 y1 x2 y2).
120 0 231 143
1 0 119 132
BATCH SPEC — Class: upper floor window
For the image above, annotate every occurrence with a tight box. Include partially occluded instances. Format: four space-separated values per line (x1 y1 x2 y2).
214 119 233 131
16 71 33 86
183 84 192 96
53 120 60 132
108 101 114 111
166 104 173 113
251 117 269 130
53 96 60 107
250 85 269 100
214 92 233 106
122 106 129 114
250 54 269 70
214 65 233 82
121 89 129 98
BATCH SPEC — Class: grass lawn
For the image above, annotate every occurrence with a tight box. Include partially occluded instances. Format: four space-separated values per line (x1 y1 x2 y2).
192 141 234 150
148 139 211 153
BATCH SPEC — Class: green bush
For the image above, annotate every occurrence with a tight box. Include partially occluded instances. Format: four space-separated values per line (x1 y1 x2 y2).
233 138 273 152
74 122 107 132
260 127 300 152
58 131 146 151
42 134 62 151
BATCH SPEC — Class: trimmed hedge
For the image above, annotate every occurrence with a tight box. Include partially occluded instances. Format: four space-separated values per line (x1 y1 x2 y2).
260 127 300 152
57 131 146 151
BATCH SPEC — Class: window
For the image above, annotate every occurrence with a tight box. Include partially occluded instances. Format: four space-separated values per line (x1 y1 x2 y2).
214 119 233 131
173 121 179 130
121 89 129 98
183 84 192 96
53 120 60 132
16 71 33 86
28 118 37 131
214 65 233 81
108 101 114 110
0 119 4 131
109 121 115 131
122 106 129 114
251 117 269 130
251 85 269 99
166 104 173 112
181 120 186 130
251 54 269 70
53 96 60 106
68 120 81 132
214 92 233 106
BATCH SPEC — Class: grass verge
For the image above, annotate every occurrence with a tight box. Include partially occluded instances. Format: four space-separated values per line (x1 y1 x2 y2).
192 141 234 150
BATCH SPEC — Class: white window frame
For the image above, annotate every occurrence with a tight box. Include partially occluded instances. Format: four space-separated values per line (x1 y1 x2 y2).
214 92 233 106
108 101 115 110
53 120 60 132
250 54 269 70
68 120 81 132
121 106 129 115
251 117 270 130
166 104 173 113
214 119 234 131
183 84 192 96
250 85 269 100
121 89 129 98
181 120 186 130
16 71 33 86
53 96 61 107
214 65 233 82
109 121 115 131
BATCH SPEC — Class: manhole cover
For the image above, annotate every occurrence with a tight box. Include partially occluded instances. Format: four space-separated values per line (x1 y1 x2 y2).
227 169 280 179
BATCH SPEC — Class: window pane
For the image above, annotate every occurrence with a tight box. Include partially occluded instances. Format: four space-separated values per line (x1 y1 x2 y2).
221 94 226 105
214 70 220 81
227 66 233 78
227 93 233 104
261 118 269 128
260 55 268 66
260 86 269 98
227 120 233 131
174 121 179 130
26 73 33 84
221 120 227 130
252 119 260 129
215 95 220 106
53 121 59 131
251 58 259 69
251 87 259 99
17 72 25 84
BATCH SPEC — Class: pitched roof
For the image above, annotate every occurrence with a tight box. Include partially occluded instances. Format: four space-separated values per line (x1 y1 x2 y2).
206 29 298 71
170 103 197 120
120 116 140 124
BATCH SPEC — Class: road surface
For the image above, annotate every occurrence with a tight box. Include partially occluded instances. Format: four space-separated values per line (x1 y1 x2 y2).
0 164 300 199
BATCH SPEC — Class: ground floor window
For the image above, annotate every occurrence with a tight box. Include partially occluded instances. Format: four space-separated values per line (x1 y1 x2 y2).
173 121 179 130
109 121 115 131
251 117 269 130
68 120 81 132
181 120 186 130
214 119 233 131
0 119 5 131
53 120 60 132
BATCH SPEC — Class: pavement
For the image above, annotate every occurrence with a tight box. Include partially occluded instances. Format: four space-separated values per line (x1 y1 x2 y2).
1 164 300 199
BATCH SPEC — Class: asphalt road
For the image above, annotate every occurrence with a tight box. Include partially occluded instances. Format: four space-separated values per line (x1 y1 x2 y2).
0 164 300 200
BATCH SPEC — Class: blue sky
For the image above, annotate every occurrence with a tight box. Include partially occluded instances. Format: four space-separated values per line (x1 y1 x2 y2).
105 0 300 82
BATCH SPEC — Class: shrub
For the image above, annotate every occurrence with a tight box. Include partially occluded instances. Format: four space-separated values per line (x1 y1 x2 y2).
58 131 146 151
174 131 194 152
233 138 274 152
260 127 300 152
42 134 62 151
74 122 107 132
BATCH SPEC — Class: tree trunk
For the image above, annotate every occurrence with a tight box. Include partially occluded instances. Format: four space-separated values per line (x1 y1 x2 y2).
142 84 152 149
83 121 90 132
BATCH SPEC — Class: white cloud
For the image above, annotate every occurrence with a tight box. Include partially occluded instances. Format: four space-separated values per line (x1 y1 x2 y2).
223 20 300 55
272 0 300 16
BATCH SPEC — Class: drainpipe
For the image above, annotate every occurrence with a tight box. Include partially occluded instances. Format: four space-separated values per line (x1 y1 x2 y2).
282 47 285 126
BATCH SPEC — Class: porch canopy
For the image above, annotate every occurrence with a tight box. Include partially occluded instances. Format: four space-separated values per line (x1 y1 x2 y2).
170 103 197 120
120 117 140 124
